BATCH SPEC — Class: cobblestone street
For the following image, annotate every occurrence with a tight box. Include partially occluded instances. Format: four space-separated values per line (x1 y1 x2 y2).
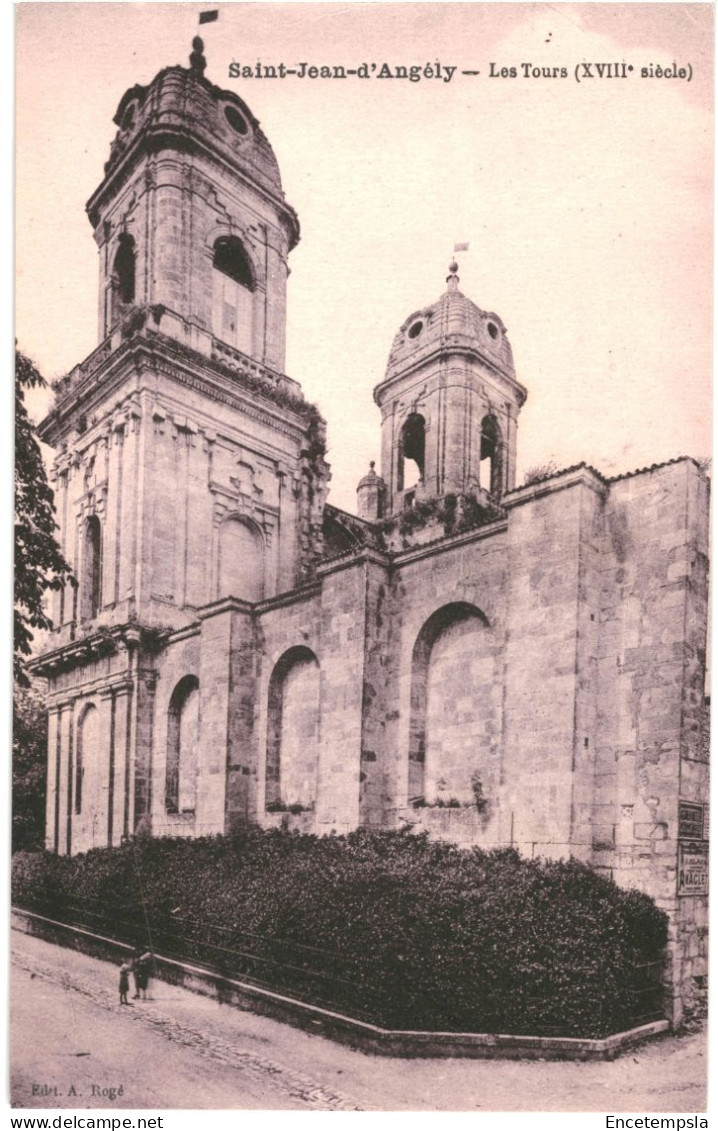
10 929 707 1112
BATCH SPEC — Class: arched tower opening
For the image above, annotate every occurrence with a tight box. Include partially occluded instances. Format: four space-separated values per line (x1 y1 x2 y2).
212 235 255 355
110 233 136 327
398 413 426 500
480 414 504 498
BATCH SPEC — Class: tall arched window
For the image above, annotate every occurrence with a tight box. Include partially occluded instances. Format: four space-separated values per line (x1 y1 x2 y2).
110 233 136 326
212 236 254 354
398 413 425 496
266 647 320 811
480 415 503 497
81 515 102 620
218 516 264 603
166 677 200 815
409 603 494 806
75 703 100 826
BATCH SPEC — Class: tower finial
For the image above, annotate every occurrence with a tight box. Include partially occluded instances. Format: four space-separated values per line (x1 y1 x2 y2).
190 35 207 76
446 259 460 292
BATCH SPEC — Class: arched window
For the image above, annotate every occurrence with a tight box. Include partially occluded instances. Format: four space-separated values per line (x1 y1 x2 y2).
409 603 493 806
212 236 254 354
109 233 136 328
166 677 200 815
398 413 425 497
266 647 320 811
75 704 99 825
81 515 102 620
480 415 503 497
218 516 264 602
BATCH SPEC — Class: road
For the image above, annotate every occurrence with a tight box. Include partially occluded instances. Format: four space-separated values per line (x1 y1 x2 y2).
10 929 707 1112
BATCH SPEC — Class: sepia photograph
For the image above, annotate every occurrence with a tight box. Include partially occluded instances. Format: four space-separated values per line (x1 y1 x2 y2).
12 1 711 1117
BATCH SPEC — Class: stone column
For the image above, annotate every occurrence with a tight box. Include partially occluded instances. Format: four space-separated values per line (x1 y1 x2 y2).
112 682 133 844
315 557 368 833
197 600 255 835
45 706 61 852
58 701 75 856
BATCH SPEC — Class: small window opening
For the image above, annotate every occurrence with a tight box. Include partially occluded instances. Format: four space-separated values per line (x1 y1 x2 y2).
479 415 503 498
398 412 426 493
487 321 499 340
213 237 254 291
121 105 135 132
408 320 424 339
224 105 249 136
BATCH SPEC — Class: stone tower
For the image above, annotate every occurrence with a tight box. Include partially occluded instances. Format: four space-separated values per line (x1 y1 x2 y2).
35 39 329 854
373 262 527 515
88 36 298 371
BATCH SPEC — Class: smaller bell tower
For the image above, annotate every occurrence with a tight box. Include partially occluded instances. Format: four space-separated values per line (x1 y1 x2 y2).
374 262 528 515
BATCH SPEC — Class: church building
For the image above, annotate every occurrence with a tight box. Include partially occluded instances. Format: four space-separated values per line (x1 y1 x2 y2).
32 38 709 1023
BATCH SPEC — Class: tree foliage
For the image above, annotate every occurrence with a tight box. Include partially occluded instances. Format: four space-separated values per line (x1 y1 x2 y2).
15 348 74 686
13 682 48 852
12 829 669 1037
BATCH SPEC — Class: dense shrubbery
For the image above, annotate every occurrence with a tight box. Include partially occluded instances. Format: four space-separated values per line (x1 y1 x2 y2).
12 829 667 1037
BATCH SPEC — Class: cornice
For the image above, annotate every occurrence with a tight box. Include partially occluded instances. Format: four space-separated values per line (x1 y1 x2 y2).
39 330 314 449
29 623 164 678
391 517 508 568
87 120 300 249
373 343 528 408
503 464 608 508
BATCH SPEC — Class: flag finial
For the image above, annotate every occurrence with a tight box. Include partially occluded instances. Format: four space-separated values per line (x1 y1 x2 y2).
190 35 207 75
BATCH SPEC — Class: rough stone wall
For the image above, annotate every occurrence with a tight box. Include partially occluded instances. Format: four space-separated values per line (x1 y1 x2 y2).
358 559 392 828
500 473 603 860
381 526 508 847
592 460 709 1024
313 559 368 833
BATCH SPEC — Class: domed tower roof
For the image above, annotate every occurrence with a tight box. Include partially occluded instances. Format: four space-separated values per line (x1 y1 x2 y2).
84 35 300 374
373 262 527 515
87 43 298 248
381 261 517 392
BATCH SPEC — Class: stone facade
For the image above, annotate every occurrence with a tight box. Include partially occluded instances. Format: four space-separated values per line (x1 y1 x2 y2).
32 46 709 1026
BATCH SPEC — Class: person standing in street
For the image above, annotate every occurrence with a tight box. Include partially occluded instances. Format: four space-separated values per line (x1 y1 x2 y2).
118 960 131 1005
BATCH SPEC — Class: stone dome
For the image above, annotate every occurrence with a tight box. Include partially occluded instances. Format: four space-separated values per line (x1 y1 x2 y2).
385 274 515 383
94 65 296 244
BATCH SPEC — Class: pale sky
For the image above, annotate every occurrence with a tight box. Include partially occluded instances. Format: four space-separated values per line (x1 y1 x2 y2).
16 2 713 512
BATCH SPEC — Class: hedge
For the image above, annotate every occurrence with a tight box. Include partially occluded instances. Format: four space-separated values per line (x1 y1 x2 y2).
12 828 668 1037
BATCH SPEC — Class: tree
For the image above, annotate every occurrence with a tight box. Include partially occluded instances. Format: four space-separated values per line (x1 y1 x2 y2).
15 348 75 687
13 682 48 852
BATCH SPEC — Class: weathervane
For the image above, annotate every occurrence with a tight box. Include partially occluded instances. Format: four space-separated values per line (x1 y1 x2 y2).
190 10 219 75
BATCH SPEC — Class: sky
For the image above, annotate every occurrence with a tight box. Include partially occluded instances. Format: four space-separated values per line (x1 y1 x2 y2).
15 1 713 512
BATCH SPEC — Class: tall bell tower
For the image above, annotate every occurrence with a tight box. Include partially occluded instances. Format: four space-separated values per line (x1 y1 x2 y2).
35 37 329 855
88 36 298 371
